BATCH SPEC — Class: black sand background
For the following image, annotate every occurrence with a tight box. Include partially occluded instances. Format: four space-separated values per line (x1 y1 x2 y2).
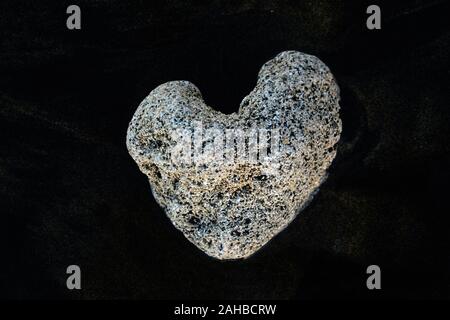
0 0 449 299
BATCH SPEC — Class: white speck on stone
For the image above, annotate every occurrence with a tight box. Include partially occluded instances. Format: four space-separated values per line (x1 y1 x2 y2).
126 51 342 260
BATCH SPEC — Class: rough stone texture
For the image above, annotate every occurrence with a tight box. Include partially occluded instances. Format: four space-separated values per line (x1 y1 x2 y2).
127 51 341 259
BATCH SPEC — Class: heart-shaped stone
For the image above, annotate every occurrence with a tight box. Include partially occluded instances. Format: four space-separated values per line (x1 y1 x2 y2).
127 51 341 259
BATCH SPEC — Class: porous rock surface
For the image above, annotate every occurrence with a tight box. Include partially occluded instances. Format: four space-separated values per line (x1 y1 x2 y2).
127 51 341 259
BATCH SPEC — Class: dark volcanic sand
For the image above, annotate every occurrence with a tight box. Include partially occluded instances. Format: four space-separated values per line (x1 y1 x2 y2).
0 0 449 299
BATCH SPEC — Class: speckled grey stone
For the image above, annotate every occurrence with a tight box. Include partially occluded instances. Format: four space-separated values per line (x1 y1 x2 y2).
127 51 341 259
